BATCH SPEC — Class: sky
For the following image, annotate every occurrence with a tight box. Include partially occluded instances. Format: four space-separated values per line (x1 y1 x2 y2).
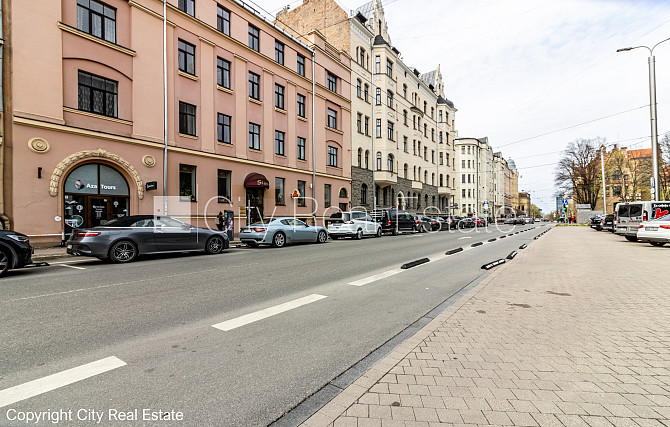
253 0 670 213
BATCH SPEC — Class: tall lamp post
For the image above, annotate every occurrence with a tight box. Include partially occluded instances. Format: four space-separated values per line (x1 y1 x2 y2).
617 36 670 201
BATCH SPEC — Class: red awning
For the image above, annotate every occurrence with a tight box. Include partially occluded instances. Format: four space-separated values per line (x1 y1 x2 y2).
244 173 270 189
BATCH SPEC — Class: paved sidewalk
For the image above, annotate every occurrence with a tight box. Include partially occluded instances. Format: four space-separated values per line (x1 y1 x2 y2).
302 227 670 427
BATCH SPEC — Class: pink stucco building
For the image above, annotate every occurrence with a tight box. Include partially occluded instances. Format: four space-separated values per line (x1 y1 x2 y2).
5 0 351 243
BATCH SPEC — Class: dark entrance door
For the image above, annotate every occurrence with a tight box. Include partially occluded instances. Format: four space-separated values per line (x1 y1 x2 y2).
246 188 264 225
89 198 109 227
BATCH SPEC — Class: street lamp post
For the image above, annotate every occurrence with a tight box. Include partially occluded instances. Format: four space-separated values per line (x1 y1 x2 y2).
617 36 670 201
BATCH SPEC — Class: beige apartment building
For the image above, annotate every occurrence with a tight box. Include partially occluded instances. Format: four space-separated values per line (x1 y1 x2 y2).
278 0 457 214
3 0 351 243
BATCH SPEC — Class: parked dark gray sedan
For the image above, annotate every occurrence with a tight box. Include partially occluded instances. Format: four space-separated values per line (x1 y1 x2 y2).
66 215 229 263
239 217 328 247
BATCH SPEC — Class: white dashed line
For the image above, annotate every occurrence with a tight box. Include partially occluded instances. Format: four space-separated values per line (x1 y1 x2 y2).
212 294 327 331
347 269 403 286
0 356 126 408
57 264 86 270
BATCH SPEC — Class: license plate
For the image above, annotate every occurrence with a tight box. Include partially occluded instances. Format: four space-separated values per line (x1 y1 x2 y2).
646 227 658 231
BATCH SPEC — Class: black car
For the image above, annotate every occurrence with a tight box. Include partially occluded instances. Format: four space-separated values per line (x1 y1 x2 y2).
0 230 33 276
601 213 615 232
414 215 440 232
458 218 476 228
590 214 605 230
67 215 229 263
371 209 416 235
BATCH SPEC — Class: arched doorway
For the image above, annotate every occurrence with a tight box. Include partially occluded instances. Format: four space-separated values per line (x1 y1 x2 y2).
63 163 130 229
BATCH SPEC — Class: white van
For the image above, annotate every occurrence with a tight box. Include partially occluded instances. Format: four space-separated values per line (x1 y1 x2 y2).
614 201 670 241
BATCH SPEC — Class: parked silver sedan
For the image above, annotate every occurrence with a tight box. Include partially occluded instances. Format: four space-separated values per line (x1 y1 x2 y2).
66 215 229 263
239 217 328 248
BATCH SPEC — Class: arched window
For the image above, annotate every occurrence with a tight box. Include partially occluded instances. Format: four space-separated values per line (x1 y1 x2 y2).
425 194 428 207
364 84 369 102
424 170 427 183
403 110 408 125
412 192 416 209
418 167 422 181
402 84 407 99
432 195 435 206
387 154 394 172
446 174 450 187
413 166 416 180
365 150 369 169
357 148 362 168
359 47 365 67
339 187 347 198
417 193 421 209
356 79 362 98
404 163 408 179
376 152 382 171
361 183 367 204
375 88 381 105
423 101 427 113
439 174 443 187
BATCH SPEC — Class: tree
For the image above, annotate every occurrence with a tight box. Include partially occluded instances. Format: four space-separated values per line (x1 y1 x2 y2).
554 137 604 209
660 132 670 199
605 147 651 203
529 203 542 218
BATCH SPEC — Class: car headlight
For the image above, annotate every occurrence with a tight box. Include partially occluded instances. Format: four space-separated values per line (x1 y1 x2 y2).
8 234 29 243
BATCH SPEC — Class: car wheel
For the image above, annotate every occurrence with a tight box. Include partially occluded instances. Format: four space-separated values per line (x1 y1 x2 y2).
109 240 137 263
355 229 363 240
624 235 638 242
206 235 225 254
650 242 666 247
0 249 11 277
272 232 286 248
317 230 327 243
375 227 382 237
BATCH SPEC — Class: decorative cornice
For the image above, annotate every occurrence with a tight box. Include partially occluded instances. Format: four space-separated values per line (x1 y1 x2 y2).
57 22 136 57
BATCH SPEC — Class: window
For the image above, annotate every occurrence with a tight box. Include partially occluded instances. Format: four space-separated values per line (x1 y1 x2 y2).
178 101 196 136
432 173 435 185
179 164 196 201
439 110 443 122
467 146 471 154
403 110 408 125
297 54 305 76
275 130 285 156
431 107 434 118
376 119 381 138
248 72 260 100
468 174 471 183
275 84 285 109
248 25 259 51
77 0 116 43
357 148 362 167
249 122 260 150
386 59 393 77
402 84 407 99
328 146 338 167
376 152 382 171
424 147 427 159
375 88 381 105
375 56 380 73
359 48 366 67
327 73 337 92
404 164 408 179
217 113 231 144
356 79 362 98
364 84 369 102
364 116 369 136
275 41 284 65
439 131 443 143
327 108 337 129
387 90 393 108
297 94 306 118
217 57 231 89
361 184 368 204
424 123 427 136
297 137 306 160
462 160 466 169
432 150 435 163
297 181 306 206
324 184 331 208
462 189 466 198
275 178 285 205
78 70 118 118
217 5 230 35
413 140 417 155
440 174 443 187
387 121 394 141
365 150 369 169
431 128 435 141
462 174 466 183
403 136 407 152
423 101 427 113
439 152 443 165
178 0 194 15
424 171 428 183
357 113 362 133
445 153 449 165
612 171 622 180
178 39 195 75
218 169 231 203
387 154 394 172
461 146 465 154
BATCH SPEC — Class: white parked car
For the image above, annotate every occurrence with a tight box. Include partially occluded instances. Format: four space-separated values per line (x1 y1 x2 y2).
637 213 670 247
326 211 382 239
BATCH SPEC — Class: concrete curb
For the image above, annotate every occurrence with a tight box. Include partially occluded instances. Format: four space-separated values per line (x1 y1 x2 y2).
299 231 542 426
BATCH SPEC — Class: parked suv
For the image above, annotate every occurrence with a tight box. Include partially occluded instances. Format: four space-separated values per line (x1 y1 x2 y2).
326 211 382 239
0 230 33 277
371 209 416 235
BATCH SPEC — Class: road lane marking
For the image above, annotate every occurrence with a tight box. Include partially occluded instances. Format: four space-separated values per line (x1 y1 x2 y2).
458 236 472 240
0 356 126 408
57 264 86 270
212 294 327 331
347 269 403 287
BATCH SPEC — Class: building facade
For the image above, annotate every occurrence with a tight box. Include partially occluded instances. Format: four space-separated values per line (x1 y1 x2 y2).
6 0 351 243
593 147 652 214
455 137 496 218
278 0 457 215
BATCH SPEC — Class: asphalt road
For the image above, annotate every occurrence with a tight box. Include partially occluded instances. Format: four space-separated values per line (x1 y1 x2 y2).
0 223 548 426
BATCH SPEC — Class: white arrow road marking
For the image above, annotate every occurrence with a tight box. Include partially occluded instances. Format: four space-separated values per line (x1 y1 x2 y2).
212 294 327 331
0 356 126 408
